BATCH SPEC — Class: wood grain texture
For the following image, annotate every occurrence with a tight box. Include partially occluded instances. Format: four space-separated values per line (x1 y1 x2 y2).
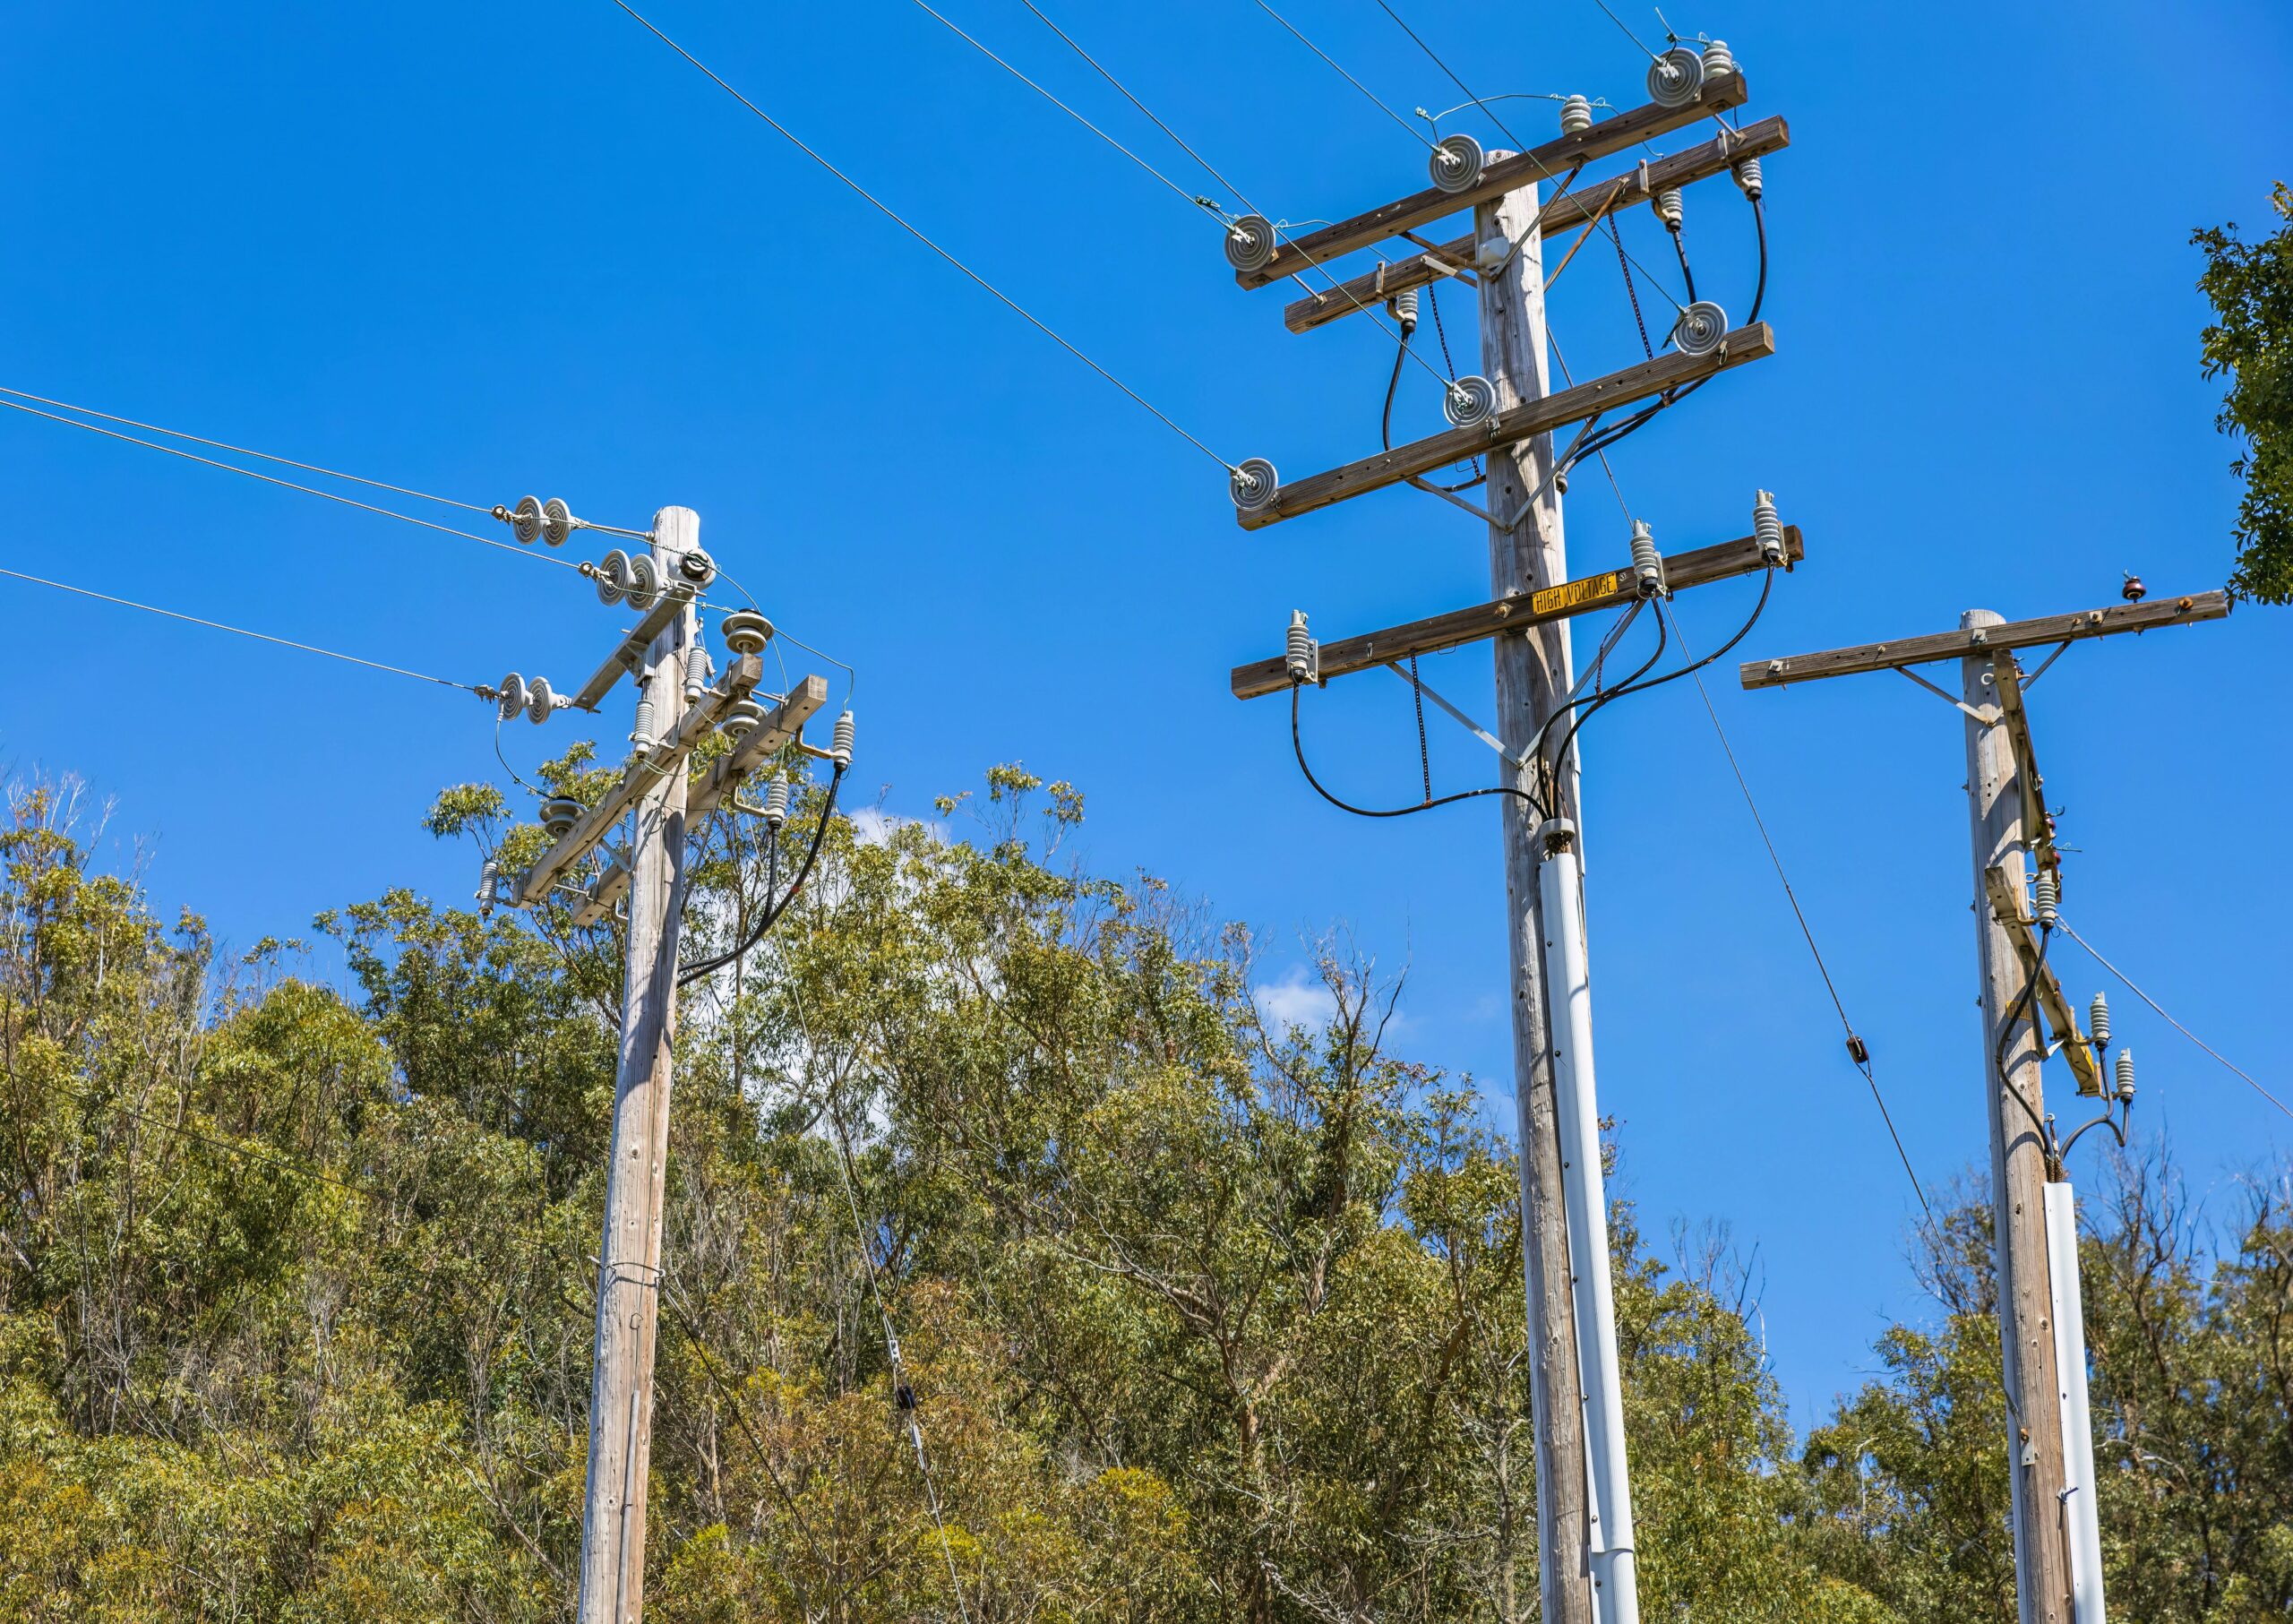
1739 591 2231 689
1232 74 1752 290
571 583 700 713
1961 614 2074 1624
1282 117 1791 335
1236 324 1775 530
1231 527 1801 699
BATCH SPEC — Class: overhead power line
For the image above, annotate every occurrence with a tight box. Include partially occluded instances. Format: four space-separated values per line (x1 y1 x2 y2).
0 395 580 572
0 564 480 694
2057 918 2293 1125
600 0 1236 473
1249 0 1437 152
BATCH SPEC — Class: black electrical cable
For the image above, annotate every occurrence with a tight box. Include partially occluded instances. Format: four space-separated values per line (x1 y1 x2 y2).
1381 314 1483 493
1670 226 1697 305
676 766 846 984
1542 568 1775 780
1992 914 2059 1147
1292 683 1544 821
1748 195 1767 323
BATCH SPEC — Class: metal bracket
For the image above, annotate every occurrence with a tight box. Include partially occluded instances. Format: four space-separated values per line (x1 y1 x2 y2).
1386 661 1517 765
1379 597 1646 771
1894 664 1990 722
2022 640 2073 691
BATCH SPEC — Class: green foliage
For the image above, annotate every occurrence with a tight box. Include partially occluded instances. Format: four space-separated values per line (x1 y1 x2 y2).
2195 183 2293 602
4 769 2289 1619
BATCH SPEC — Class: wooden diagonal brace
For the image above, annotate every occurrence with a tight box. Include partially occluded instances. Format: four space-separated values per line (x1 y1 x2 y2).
1235 324 1774 531
1231 526 1801 700
1282 116 1791 336
516 653 764 906
1990 655 2059 878
1984 864 2106 1099
569 675 831 929
1739 592 2232 689
1233 73 1751 290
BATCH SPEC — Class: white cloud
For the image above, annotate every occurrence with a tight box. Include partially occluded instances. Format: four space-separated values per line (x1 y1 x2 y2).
1256 967 1337 1034
848 806 940 847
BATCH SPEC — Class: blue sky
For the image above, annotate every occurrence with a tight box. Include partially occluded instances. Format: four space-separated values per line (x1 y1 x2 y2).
1 0 2287 1424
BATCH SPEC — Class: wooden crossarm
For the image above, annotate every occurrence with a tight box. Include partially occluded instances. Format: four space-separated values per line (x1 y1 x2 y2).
1233 74 1751 290
1235 324 1773 530
516 654 764 906
569 675 831 929
1282 116 1791 336
1231 527 1800 700
1739 592 2232 689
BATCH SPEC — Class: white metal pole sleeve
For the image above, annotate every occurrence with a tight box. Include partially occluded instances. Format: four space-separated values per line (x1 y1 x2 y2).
2045 1181 2108 1624
1536 818 1641 1624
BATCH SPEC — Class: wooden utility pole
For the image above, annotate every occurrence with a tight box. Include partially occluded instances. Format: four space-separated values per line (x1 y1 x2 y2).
578 508 698 1624
1480 174 1596 1624
1742 587 2231 1624
1961 609 2071 1624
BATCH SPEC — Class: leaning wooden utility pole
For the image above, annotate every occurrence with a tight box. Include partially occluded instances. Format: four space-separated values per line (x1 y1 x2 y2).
579 510 697 1624
1960 607 2073 1624
478 498 836 1624
1480 174 1596 1624
1743 588 2232 1624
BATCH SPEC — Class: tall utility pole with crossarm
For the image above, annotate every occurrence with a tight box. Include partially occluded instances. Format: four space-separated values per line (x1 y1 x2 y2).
1742 588 2231 1624
477 501 844 1624
1223 43 1792 1623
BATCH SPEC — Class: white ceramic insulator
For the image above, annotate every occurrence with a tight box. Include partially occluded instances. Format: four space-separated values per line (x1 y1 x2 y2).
1732 157 1764 200
2034 868 2059 930
1560 94 1593 135
1754 490 1785 563
1629 520 1663 597
1285 611 1314 682
2115 1048 2135 1100
2089 991 2110 1048
763 773 790 829
1702 38 1736 79
1653 186 1684 230
832 709 855 769
683 641 709 702
632 695 656 751
1391 285 1419 331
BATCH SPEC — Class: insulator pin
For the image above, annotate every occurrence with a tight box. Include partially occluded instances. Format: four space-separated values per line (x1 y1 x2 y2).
1653 186 1684 230
1284 610 1318 685
831 709 855 769
2033 868 2059 930
1559 94 1593 135
2088 991 2111 1049
720 698 766 741
1628 520 1665 598
1647 45 1705 108
1731 157 1765 200
1702 39 1737 80
2114 1048 2136 1103
720 610 774 657
1429 133 1485 195
1753 490 1785 564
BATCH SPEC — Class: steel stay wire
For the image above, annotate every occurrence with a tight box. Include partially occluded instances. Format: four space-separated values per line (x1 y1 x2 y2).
2057 918 2293 1125
601 0 1235 473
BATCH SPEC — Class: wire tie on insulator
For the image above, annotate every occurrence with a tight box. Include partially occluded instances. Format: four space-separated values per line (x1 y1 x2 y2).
2088 991 2110 1050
